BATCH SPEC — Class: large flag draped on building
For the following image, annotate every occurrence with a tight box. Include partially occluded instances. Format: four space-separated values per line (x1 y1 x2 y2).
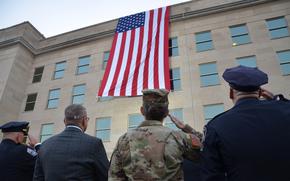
98 7 170 97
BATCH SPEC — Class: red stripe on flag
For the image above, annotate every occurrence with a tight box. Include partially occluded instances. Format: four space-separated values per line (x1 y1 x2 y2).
154 8 162 89
98 34 118 96
163 7 170 90
109 32 127 95
132 27 144 96
143 10 154 90
120 29 135 96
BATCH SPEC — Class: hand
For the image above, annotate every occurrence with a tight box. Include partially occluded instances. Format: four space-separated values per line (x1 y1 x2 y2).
260 88 274 100
28 134 39 147
168 114 185 129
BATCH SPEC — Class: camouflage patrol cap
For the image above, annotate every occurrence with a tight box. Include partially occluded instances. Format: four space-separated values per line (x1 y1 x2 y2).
142 89 169 107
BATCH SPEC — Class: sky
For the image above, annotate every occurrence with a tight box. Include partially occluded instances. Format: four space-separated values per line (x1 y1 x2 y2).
0 0 189 37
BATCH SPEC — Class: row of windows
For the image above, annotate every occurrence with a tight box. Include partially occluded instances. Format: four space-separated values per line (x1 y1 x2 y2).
26 49 290 111
40 104 224 142
169 16 289 56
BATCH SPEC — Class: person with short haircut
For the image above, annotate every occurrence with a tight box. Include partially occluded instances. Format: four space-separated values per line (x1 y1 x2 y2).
201 65 290 181
109 89 201 180
33 104 109 181
0 121 40 181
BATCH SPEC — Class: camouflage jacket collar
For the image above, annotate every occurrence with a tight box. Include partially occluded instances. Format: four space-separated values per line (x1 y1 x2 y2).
138 120 163 127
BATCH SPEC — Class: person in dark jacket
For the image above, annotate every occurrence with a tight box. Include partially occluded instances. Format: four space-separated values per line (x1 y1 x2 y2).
201 65 290 181
33 104 109 181
0 121 40 181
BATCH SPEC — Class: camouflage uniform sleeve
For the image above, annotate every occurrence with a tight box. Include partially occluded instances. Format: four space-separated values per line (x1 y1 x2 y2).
108 134 128 181
172 131 201 161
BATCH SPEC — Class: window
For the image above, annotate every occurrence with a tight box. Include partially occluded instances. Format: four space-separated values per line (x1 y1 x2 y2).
230 24 251 45
266 17 289 39
203 104 224 123
32 66 44 83
164 108 183 130
103 51 110 70
96 117 111 141
128 113 143 130
170 68 181 91
195 31 213 52
77 56 90 74
53 61 66 79
236 56 257 68
72 84 86 104
40 124 54 142
47 89 60 109
169 37 179 57
24 93 37 111
199 62 220 87
277 50 290 75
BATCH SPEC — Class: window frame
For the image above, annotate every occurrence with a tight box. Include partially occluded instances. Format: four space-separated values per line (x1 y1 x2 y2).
102 51 110 70
53 61 66 80
199 62 220 87
32 66 44 83
230 24 251 45
195 31 214 52
96 117 111 142
266 16 289 39
277 50 290 76
170 68 181 91
40 123 54 142
76 55 91 75
24 93 37 112
169 37 179 57
72 84 86 104
47 88 61 109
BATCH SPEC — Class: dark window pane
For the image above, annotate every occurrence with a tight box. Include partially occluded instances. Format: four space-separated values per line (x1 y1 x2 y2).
32 75 42 83
27 94 37 102
25 102 35 111
34 67 44 74
270 28 289 39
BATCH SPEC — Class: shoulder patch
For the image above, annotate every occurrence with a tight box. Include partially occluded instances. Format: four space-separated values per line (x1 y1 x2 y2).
27 147 37 157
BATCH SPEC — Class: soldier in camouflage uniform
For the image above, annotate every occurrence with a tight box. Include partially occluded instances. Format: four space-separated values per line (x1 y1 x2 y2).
109 89 201 181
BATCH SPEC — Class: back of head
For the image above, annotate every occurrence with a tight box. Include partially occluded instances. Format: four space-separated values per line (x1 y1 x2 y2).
65 104 87 125
142 89 169 121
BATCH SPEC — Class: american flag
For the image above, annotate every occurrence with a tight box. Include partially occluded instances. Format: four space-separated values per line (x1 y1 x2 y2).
98 7 170 97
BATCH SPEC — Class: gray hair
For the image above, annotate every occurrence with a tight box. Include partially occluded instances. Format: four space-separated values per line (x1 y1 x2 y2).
65 104 86 121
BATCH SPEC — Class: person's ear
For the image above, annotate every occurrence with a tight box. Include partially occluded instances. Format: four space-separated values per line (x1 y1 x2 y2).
230 88 234 100
140 106 145 116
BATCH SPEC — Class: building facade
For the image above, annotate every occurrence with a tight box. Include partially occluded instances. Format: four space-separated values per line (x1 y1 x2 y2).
0 0 289 155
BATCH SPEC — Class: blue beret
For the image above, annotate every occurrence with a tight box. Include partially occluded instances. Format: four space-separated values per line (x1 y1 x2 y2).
222 65 268 92
0 121 29 133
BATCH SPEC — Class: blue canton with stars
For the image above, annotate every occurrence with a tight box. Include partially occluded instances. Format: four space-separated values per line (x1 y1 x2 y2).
116 12 145 33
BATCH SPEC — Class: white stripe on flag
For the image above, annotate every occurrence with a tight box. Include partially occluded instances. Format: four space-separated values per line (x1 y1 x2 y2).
158 8 166 88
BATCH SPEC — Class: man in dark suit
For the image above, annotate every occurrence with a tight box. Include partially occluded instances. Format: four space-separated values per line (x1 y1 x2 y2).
201 65 290 181
0 121 40 181
33 104 109 181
